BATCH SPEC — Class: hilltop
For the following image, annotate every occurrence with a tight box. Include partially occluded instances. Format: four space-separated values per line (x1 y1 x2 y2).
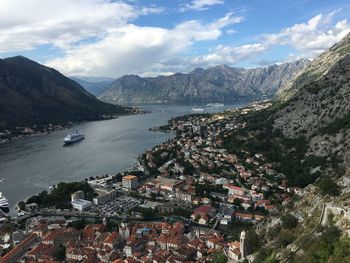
0 56 131 130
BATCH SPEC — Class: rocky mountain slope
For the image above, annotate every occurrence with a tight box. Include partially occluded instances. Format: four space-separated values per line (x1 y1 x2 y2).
99 60 309 104
71 76 114 96
0 56 129 129
274 32 350 164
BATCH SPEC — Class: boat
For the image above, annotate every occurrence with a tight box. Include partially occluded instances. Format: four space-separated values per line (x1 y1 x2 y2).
192 108 204 112
206 103 224 107
64 131 85 145
0 192 10 214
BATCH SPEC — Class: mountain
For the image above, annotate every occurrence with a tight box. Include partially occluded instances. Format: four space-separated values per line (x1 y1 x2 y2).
71 76 115 96
0 56 129 129
274 32 350 163
248 33 350 262
99 60 309 104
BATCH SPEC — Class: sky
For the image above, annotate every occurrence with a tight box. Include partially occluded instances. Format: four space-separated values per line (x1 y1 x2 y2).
0 0 350 78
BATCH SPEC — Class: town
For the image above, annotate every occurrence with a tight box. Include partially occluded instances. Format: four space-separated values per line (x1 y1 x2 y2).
0 102 300 262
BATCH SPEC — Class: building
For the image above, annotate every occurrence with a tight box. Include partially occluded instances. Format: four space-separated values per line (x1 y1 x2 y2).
122 175 139 190
0 233 38 263
93 188 118 205
71 191 85 202
223 184 245 196
240 231 246 260
148 176 184 192
71 199 92 211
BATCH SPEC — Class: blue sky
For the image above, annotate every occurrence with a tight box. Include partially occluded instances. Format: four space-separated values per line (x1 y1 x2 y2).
0 0 350 77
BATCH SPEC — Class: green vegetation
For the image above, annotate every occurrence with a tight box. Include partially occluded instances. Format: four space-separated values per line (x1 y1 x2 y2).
26 182 95 209
336 43 350 56
134 206 157 218
281 214 298 229
306 82 323 95
194 182 228 197
67 219 89 229
54 245 66 261
321 112 350 135
296 226 350 262
317 177 341 196
221 107 330 187
255 247 277 263
276 229 295 247
212 253 228 263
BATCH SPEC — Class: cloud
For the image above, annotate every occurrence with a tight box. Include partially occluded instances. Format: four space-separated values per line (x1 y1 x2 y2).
0 0 163 52
190 43 268 66
263 10 350 56
180 0 224 12
47 12 243 77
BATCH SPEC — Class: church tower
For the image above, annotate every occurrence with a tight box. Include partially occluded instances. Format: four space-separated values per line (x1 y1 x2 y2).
240 230 246 260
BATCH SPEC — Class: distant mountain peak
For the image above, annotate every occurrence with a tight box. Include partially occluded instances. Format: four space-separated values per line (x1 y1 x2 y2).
99 59 308 104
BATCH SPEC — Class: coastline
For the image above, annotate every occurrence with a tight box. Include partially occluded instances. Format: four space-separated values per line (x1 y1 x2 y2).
6 105 252 217
0 107 146 144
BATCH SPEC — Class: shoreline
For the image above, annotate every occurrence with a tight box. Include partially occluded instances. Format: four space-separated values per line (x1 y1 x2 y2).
0 108 146 145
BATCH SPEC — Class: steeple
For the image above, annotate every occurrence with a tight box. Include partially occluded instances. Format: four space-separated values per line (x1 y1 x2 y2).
240 230 246 260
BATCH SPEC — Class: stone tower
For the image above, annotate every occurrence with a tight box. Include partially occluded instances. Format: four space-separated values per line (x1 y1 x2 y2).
240 230 246 260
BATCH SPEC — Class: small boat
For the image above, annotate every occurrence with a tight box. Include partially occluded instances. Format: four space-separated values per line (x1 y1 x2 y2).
64 131 85 145
192 108 204 112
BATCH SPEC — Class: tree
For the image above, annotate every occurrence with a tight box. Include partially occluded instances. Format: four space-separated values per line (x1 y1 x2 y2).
54 245 66 261
281 214 298 229
245 230 261 254
317 177 340 196
277 230 295 247
233 198 242 207
17 201 25 211
212 253 228 263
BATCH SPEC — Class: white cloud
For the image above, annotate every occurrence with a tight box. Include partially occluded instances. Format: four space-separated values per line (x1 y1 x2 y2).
0 0 162 52
181 0 224 12
263 11 350 56
226 29 237 35
190 43 268 66
47 12 243 77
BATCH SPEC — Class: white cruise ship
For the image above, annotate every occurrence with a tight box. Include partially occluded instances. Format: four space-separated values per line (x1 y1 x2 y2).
206 103 224 107
0 192 9 214
192 108 204 112
64 131 85 145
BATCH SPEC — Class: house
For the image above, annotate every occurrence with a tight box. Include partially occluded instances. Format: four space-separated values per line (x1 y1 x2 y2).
103 231 120 249
123 239 146 257
234 212 254 222
223 184 245 196
220 207 235 225
227 241 241 261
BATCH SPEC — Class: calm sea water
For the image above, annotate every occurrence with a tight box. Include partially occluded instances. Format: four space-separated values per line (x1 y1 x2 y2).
0 104 245 211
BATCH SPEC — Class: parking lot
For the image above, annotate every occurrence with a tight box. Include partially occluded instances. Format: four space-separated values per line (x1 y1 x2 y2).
98 195 142 217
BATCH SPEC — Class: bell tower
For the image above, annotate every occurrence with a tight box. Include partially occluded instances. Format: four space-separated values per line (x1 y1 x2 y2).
240 230 246 260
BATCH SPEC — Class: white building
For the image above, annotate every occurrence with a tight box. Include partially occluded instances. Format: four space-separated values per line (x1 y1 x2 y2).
71 191 84 202
93 188 118 205
122 175 138 190
71 199 92 211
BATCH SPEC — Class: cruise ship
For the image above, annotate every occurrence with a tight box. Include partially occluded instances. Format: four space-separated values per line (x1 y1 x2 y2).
0 192 9 214
206 103 224 107
192 107 204 112
64 131 85 145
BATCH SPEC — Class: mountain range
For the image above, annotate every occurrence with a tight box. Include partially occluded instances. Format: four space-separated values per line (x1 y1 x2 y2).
0 56 130 129
274 32 350 164
95 59 309 104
